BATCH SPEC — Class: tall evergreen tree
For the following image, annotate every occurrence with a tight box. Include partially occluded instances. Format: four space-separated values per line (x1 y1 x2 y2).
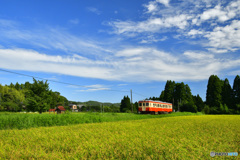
192 94 204 112
221 78 233 108
174 82 186 107
163 80 175 103
206 75 222 108
233 75 240 106
120 96 131 112
159 91 164 101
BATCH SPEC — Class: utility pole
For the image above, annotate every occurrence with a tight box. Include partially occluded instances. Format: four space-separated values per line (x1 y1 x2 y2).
178 100 179 112
173 98 174 112
131 89 133 113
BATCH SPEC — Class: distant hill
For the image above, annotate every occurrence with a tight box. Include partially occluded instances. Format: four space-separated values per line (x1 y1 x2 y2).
69 100 120 107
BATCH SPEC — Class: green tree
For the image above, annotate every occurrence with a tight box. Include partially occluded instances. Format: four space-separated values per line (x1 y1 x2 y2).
120 96 131 112
192 94 204 112
180 102 197 113
174 82 186 107
221 78 233 109
159 91 164 101
203 105 210 114
163 80 175 103
233 75 240 109
134 102 138 113
26 78 51 113
206 75 222 108
15 82 20 90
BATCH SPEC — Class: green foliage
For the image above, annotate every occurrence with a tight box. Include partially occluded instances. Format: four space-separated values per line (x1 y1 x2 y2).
163 80 175 103
159 90 164 101
233 75 240 107
206 75 222 108
192 94 204 112
180 102 197 113
0 78 68 113
120 96 131 112
0 112 203 130
221 78 233 108
202 105 210 114
206 75 240 114
159 80 196 112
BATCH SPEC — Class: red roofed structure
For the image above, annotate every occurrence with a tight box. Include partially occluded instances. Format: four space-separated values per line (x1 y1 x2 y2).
49 109 56 114
56 106 66 114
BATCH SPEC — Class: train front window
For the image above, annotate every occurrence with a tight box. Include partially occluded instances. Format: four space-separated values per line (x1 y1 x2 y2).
139 103 142 106
143 103 145 106
146 103 149 106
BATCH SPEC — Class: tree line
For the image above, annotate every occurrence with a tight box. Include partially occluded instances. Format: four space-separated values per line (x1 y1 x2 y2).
0 78 68 113
139 75 240 114
156 81 202 113
205 75 240 114
0 78 121 113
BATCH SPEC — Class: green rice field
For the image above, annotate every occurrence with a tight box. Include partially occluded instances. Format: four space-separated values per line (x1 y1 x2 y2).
0 115 239 159
0 112 203 130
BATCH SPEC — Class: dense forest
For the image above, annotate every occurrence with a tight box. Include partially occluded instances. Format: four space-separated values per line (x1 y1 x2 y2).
145 75 240 114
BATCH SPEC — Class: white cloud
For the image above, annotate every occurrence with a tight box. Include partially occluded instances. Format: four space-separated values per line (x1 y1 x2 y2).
107 0 240 53
184 51 214 60
76 84 110 92
109 14 190 35
87 7 101 15
204 20 240 52
0 22 112 57
140 35 167 43
0 47 240 82
69 19 79 24
200 5 229 22
156 0 170 7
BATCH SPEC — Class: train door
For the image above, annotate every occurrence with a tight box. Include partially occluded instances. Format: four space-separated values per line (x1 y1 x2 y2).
142 103 146 111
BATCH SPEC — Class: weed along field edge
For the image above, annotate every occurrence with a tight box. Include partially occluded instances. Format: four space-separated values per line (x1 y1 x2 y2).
0 112 203 130
0 115 239 159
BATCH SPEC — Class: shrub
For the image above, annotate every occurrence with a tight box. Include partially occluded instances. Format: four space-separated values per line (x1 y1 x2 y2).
202 105 210 114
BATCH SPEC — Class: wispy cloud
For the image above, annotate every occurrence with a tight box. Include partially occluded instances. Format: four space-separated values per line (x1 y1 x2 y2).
1 47 240 82
107 0 240 53
69 19 79 25
0 20 112 57
87 7 101 15
76 84 110 92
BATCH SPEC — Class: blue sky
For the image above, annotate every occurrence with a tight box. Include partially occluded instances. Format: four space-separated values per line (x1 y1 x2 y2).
0 0 240 103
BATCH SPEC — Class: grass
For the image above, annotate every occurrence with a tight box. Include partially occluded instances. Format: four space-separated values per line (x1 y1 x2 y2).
0 115 239 159
0 111 203 130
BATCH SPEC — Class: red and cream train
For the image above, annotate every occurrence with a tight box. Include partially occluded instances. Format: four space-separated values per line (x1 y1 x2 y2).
138 100 172 114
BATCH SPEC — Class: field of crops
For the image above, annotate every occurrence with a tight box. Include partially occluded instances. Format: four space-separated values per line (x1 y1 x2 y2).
0 112 203 130
0 115 239 159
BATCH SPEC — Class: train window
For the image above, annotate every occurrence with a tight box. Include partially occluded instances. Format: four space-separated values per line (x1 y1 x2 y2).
143 103 145 106
157 104 160 107
139 103 142 106
146 103 149 106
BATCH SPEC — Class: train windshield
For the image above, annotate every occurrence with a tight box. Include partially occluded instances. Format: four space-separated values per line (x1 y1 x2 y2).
146 103 149 106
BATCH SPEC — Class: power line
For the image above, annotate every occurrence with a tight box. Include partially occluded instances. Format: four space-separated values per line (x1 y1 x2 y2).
132 91 148 98
0 68 150 99
0 68 129 93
